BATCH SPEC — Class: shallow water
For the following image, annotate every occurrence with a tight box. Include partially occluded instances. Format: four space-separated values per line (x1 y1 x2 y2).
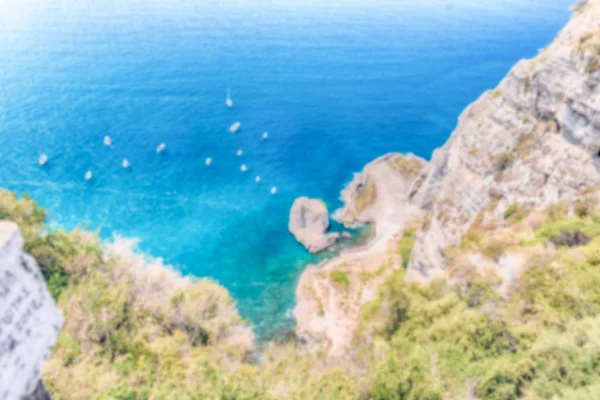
0 0 573 337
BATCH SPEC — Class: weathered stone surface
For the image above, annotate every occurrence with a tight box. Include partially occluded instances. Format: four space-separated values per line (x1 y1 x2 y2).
0 221 63 400
406 0 600 282
289 197 339 253
21 381 51 400
338 153 427 230
295 1 600 354
295 247 401 356
294 154 426 354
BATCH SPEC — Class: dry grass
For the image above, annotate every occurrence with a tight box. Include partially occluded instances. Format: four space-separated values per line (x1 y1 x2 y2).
355 177 377 214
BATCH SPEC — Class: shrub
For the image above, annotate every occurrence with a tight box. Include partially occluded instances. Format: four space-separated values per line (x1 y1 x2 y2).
355 177 377 214
504 203 520 220
398 230 415 268
3 188 599 399
330 270 350 287
528 218 600 245
551 230 590 248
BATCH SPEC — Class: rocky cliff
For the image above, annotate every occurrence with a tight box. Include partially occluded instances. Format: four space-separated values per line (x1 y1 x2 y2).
407 0 600 282
0 221 63 399
295 0 600 354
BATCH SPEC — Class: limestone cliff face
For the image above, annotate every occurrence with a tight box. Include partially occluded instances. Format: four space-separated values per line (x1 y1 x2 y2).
407 0 600 282
0 222 63 399
295 0 600 354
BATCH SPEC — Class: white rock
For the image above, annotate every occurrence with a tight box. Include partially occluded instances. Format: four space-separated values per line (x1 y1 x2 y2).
289 197 340 253
0 222 63 399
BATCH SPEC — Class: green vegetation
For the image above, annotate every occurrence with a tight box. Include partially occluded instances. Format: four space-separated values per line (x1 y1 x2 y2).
580 32 593 45
7 187 600 399
0 190 365 400
330 270 350 287
504 202 520 220
397 229 415 268
586 58 600 73
359 199 600 399
526 218 600 245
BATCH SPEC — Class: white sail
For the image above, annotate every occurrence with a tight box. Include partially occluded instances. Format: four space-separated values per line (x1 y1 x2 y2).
226 89 233 108
38 154 48 166
229 122 241 133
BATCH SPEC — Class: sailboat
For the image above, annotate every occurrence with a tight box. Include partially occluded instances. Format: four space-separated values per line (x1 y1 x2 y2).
156 143 166 153
38 154 48 166
85 170 93 180
229 122 241 134
122 159 130 169
226 89 233 108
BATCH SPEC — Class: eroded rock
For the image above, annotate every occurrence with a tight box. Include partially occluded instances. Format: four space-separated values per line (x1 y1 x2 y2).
407 2 600 282
0 221 63 400
289 197 339 253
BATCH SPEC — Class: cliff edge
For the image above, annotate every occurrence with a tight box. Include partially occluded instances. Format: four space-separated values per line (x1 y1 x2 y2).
407 0 600 282
295 0 600 354
0 221 63 399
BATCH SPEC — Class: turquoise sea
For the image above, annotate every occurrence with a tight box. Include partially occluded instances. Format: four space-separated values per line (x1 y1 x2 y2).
0 0 573 337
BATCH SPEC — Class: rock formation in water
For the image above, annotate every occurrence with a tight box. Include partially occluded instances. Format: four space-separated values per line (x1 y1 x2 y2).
295 0 600 354
289 197 340 253
294 153 426 353
0 221 63 400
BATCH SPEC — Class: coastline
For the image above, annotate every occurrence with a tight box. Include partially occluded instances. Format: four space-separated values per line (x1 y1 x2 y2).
293 152 427 354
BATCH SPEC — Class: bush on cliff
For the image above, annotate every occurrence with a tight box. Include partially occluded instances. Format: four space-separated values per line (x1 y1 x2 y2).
0 191 364 399
8 189 600 399
359 201 600 399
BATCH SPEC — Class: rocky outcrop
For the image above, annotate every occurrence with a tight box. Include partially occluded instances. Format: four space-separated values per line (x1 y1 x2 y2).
289 197 340 253
21 381 52 400
0 221 63 400
295 1 600 354
295 243 402 356
338 153 426 229
294 154 426 353
406 0 600 282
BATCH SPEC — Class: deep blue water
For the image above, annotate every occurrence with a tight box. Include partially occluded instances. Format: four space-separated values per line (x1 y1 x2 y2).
0 0 573 337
